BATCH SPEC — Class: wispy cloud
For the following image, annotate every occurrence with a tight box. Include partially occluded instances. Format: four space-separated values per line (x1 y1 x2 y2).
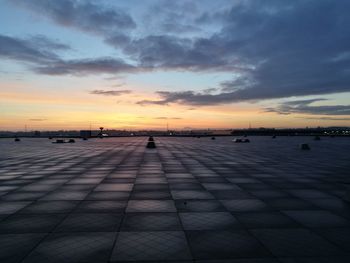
264 99 350 116
154 117 182 120
29 118 47 121
89 89 132 96
112 83 125 87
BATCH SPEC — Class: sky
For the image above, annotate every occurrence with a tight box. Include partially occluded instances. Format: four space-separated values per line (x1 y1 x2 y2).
1 0 350 131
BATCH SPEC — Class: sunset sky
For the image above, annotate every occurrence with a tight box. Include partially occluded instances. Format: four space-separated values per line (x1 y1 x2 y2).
1 0 350 131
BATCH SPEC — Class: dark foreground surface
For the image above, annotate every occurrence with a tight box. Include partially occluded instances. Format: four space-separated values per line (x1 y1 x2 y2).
0 136 350 263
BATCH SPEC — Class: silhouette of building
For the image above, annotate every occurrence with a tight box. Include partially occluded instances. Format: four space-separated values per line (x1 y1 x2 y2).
80 130 92 138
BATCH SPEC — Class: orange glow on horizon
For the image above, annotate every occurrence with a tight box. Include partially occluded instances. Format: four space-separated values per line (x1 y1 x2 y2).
1 83 348 131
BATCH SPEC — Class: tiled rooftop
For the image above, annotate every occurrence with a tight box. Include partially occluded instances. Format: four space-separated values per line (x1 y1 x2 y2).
0 136 350 262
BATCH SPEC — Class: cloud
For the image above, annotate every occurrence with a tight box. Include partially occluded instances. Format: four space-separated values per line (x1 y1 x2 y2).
33 57 137 75
161 23 201 34
104 34 131 49
0 34 138 75
12 0 136 35
5 0 350 104
29 35 71 51
104 76 126 81
300 116 350 121
264 99 350 115
137 90 250 106
29 118 47 121
112 83 125 87
143 0 202 35
138 88 288 106
154 117 182 120
136 0 350 104
109 34 241 71
89 89 132 96
0 35 62 63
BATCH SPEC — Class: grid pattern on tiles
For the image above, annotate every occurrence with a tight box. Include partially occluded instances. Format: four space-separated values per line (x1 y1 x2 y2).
0 136 350 262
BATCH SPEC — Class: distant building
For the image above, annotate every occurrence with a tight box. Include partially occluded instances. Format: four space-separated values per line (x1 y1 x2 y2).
80 130 92 138
212 130 232 135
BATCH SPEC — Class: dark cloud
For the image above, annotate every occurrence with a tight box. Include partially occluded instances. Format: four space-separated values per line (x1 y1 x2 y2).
264 99 350 115
89 89 132 96
161 23 201 34
12 0 135 35
0 35 61 63
135 0 350 104
137 90 246 106
29 35 71 51
143 0 201 35
33 58 137 75
138 90 256 106
300 116 350 121
110 34 240 71
195 9 228 25
104 34 131 49
0 34 137 76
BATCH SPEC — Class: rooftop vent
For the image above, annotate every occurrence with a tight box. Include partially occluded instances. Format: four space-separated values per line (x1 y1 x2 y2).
300 143 310 150
233 138 250 143
146 141 156 148
53 139 65 144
